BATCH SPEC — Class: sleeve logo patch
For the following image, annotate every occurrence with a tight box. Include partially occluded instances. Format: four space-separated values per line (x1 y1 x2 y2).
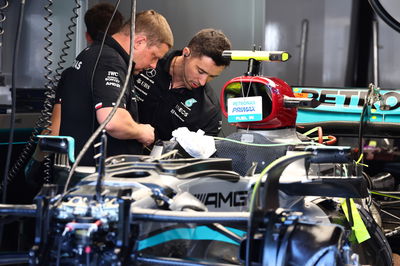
105 71 121 88
95 102 103 109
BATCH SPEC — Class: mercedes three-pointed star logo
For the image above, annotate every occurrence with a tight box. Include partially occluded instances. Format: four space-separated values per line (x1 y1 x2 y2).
145 68 157 78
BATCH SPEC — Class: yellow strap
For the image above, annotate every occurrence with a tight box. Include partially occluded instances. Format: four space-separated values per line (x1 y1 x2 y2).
341 199 371 243
303 126 319 136
355 154 368 167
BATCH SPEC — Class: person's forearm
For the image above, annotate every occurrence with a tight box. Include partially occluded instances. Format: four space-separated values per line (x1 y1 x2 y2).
97 107 145 140
105 118 144 139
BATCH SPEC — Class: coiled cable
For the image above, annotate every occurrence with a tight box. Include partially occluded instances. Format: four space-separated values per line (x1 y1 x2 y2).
41 1 56 183
0 0 8 37
43 0 55 95
6 0 81 187
42 0 81 184
54 0 81 84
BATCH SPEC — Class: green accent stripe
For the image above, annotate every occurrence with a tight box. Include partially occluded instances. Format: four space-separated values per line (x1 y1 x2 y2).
138 226 245 251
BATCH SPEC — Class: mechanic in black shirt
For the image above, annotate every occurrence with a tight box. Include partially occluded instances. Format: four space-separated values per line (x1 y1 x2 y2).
51 3 125 138
134 29 231 141
58 10 173 166
25 3 126 183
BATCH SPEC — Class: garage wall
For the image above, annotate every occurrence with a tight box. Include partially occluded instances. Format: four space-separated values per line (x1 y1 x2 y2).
262 0 353 87
376 0 400 89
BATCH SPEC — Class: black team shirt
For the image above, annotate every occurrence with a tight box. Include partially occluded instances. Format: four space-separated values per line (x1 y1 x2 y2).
57 35 141 166
134 50 222 141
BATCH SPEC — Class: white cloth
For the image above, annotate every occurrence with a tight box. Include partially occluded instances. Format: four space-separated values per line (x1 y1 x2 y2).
171 127 216 158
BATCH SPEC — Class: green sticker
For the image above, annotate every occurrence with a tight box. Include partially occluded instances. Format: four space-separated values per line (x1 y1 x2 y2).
341 199 371 243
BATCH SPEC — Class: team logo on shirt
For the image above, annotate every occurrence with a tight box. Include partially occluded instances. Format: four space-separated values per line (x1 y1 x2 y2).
72 60 82 70
145 68 157 78
105 71 121 88
185 98 197 107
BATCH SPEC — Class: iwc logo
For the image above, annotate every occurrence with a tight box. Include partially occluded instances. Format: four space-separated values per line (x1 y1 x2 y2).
185 98 197 107
145 68 157 78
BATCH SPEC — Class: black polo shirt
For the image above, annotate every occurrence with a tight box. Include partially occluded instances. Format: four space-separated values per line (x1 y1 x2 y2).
134 50 222 141
58 35 141 166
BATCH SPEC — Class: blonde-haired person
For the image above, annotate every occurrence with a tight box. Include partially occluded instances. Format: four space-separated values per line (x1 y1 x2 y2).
55 10 173 166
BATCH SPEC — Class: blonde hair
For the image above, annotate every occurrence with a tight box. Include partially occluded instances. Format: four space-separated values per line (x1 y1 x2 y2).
120 10 173 48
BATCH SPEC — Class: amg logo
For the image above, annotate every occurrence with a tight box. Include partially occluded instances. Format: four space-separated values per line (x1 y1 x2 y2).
194 191 248 208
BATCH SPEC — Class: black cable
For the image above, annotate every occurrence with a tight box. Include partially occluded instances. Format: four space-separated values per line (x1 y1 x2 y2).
362 171 373 190
0 0 25 202
357 102 369 159
368 0 400 34
0 0 25 250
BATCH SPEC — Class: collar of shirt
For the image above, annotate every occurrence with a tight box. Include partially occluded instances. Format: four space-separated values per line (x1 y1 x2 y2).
93 35 136 75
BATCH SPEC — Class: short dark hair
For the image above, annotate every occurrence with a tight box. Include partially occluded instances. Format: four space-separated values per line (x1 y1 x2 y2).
188 29 232 66
84 3 124 40
120 10 174 49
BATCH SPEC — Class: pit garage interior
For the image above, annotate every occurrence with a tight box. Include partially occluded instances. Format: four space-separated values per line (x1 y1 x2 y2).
0 0 399 265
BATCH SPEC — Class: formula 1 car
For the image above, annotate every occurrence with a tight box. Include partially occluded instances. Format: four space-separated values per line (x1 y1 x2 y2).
0 51 393 266
0 145 375 265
